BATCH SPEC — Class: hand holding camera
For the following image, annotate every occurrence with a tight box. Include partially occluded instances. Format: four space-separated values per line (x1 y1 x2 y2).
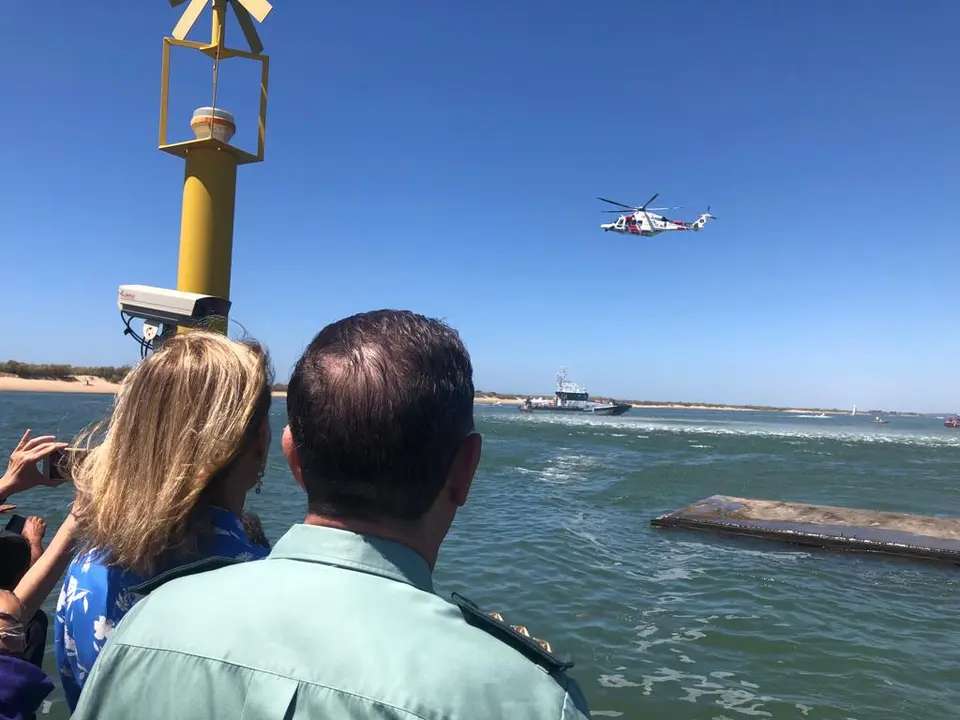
0 430 70 502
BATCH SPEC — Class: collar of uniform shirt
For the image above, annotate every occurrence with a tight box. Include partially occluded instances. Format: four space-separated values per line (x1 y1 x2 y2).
268 524 435 593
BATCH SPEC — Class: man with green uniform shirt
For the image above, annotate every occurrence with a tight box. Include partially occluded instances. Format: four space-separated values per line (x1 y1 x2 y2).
72 309 593 719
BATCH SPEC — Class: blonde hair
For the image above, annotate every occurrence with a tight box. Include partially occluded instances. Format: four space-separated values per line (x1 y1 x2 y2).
71 330 272 577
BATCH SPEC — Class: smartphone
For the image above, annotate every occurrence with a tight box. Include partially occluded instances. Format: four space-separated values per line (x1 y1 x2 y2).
42 448 72 482
4 514 26 535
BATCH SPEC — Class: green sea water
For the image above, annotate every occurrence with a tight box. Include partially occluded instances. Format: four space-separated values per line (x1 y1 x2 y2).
2 391 959 719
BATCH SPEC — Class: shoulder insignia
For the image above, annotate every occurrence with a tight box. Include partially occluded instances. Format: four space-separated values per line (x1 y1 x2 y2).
128 555 244 597
450 592 574 672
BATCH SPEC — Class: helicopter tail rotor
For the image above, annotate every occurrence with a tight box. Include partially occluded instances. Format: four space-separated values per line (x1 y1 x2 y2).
690 205 717 231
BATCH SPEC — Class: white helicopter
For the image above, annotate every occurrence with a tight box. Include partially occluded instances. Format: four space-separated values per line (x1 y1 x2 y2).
598 193 716 237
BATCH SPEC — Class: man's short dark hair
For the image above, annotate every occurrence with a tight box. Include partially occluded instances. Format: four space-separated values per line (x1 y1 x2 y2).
287 309 475 522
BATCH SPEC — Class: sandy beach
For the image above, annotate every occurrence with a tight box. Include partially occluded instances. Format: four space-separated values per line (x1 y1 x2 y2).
0 375 121 394
0 374 290 399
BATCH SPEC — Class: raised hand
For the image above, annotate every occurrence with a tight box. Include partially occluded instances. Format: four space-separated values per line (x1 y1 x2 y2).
22 516 47 547
0 429 69 499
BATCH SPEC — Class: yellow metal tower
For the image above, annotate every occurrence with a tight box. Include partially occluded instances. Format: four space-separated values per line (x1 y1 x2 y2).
159 0 272 330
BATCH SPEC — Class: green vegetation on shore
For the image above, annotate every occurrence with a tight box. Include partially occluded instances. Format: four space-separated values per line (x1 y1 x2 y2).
0 361 133 384
0 361 293 392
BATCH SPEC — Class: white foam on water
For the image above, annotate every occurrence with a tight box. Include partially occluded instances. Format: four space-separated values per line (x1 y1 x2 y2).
538 453 596 484
675 652 696 664
598 674 642 688
482 409 960 449
659 539 812 566
509 466 538 476
652 567 694 582
635 667 776 717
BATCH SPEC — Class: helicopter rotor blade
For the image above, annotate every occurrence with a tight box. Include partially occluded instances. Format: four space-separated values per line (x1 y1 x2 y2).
639 192 659 210
597 197 638 210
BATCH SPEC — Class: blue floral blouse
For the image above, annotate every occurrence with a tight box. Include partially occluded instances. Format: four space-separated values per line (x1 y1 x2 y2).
53 506 268 710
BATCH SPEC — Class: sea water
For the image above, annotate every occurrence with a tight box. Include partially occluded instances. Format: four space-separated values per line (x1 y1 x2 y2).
2 392 958 719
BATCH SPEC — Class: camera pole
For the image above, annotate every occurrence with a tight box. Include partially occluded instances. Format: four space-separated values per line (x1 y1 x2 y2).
158 0 273 334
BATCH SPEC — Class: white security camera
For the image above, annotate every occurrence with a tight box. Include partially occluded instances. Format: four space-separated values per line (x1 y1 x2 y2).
117 285 231 326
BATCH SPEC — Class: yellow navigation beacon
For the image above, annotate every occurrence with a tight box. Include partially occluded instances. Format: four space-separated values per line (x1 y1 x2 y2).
116 0 273 354
160 0 273 332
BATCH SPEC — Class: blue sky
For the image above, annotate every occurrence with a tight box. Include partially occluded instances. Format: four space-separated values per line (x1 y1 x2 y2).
2 1 958 411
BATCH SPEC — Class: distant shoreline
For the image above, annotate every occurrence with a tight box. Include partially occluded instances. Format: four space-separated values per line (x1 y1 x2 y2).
473 395 845 414
0 375 922 416
0 375 288 398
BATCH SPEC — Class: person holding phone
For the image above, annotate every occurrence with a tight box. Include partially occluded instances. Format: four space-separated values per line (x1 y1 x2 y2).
0 431 70 509
0 429 70 677
53 330 274 712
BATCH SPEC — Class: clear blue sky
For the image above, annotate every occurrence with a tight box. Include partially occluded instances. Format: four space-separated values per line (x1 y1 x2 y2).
2 2 958 411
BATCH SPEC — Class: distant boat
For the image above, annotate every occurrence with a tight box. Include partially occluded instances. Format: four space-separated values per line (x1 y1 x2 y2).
520 367 631 417
870 416 889 424
944 416 960 428
851 404 857 416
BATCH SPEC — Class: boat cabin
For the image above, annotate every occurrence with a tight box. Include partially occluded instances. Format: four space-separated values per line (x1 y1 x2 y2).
556 379 590 408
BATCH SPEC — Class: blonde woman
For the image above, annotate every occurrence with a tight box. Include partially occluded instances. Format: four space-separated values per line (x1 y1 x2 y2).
53 331 274 711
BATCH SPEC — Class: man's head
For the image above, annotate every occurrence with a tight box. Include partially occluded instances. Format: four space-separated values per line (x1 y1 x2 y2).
283 310 481 554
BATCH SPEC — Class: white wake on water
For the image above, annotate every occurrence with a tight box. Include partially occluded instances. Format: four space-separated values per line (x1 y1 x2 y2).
486 409 960 448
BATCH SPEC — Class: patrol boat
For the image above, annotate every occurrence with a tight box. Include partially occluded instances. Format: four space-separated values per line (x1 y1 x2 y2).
519 368 631 417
